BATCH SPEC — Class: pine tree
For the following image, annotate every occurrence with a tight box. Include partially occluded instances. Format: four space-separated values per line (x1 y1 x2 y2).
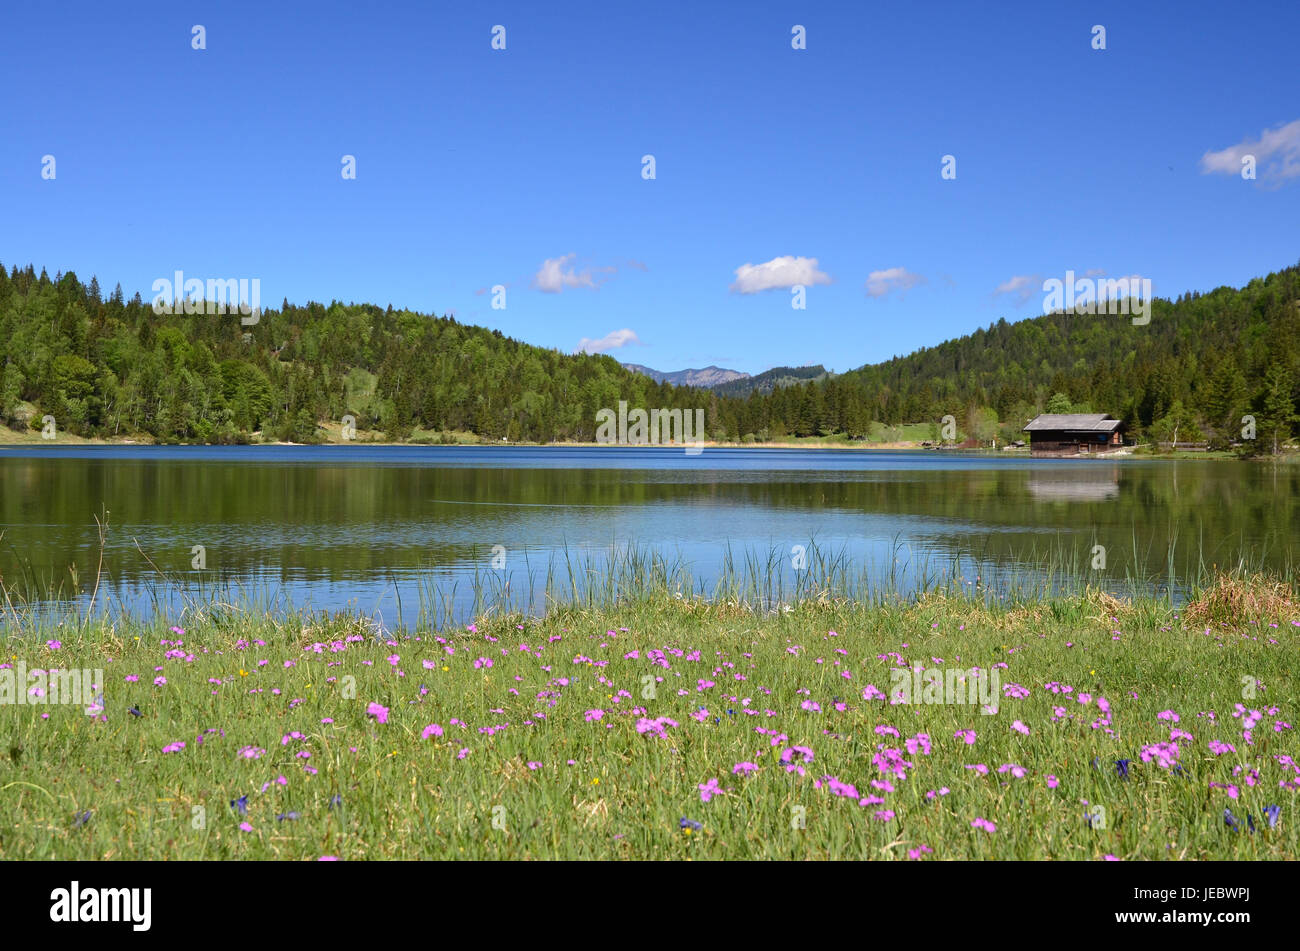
1260 363 1297 455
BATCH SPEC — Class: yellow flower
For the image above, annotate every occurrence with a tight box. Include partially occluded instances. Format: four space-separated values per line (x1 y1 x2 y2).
442 666 449 672
1089 669 1096 675
590 777 599 785
239 669 248 677
683 828 692 835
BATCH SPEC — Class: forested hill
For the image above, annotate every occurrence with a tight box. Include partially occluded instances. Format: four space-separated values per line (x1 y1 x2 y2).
1 260 1298 449
0 264 701 443
830 262 1300 446
712 364 828 398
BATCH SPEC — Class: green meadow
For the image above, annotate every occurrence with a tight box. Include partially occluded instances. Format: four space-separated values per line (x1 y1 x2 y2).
0 571 1295 860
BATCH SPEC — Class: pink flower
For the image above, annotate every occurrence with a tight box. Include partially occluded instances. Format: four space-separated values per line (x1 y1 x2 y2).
733 761 760 776
908 844 933 860
1011 720 1030 735
862 684 885 701
873 810 895 822
239 822 254 832
698 777 724 802
781 745 815 775
971 817 997 833
474 657 493 669
421 723 443 739
954 729 976 745
1046 774 1059 788
905 733 932 756
161 741 185 754
584 709 605 722
635 716 678 736
366 702 389 724
820 776 860 798
456 748 470 759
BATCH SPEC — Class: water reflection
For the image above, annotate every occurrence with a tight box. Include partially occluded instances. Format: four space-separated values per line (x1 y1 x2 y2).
0 447 1295 627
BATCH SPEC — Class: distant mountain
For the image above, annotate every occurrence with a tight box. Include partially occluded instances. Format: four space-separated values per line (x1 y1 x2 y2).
712 365 829 397
622 363 750 388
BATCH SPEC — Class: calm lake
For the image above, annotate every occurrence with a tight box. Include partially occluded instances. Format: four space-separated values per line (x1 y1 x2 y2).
0 446 1295 628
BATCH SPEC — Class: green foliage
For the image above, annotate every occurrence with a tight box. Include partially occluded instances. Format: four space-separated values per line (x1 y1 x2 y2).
1046 392 1073 414
2 260 1298 446
967 406 999 445
1260 363 1298 454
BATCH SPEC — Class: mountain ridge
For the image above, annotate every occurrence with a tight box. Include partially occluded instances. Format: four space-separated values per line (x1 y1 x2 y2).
621 364 749 388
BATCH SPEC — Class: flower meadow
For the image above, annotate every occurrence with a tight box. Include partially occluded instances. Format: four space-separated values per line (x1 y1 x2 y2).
0 594 1297 860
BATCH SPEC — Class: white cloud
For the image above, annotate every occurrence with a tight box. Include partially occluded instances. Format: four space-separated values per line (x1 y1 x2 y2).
574 328 641 354
730 255 831 293
1201 118 1300 185
865 267 925 299
992 274 1040 306
533 254 600 293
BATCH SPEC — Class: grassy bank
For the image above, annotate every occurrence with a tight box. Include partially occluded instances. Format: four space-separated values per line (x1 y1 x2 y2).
4 424 1296 459
0 572 1296 860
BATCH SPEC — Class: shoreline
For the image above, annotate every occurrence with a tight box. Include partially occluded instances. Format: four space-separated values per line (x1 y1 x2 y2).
0 429 1270 459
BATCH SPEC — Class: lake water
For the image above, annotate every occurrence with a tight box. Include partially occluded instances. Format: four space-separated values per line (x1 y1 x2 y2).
0 446 1295 628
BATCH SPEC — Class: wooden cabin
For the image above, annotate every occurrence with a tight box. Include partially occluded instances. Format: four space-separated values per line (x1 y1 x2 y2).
1023 414 1124 455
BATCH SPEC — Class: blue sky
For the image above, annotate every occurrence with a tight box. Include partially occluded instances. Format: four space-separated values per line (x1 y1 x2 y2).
3 0 1298 375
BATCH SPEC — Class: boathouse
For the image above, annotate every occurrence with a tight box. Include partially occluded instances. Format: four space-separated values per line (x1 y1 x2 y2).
1023 414 1124 455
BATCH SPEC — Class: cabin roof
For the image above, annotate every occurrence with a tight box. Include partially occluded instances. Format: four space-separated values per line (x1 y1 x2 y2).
1023 413 1123 433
